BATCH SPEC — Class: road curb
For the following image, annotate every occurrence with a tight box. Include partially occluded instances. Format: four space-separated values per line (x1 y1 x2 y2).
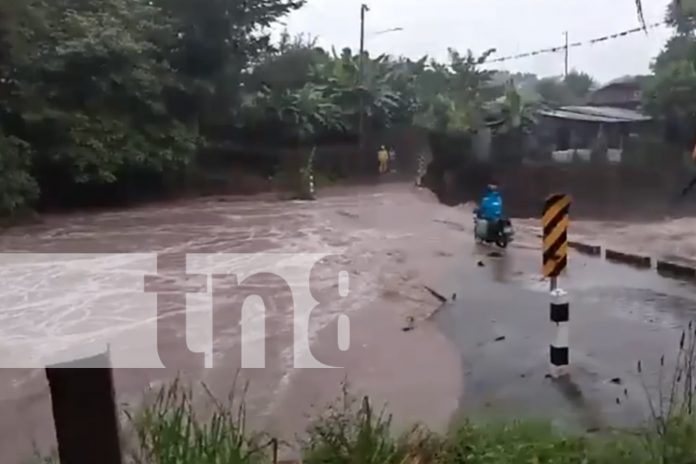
568 241 601 256
605 249 652 269
656 260 696 279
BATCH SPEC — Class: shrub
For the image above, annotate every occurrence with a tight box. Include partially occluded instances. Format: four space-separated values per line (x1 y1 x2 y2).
0 132 38 217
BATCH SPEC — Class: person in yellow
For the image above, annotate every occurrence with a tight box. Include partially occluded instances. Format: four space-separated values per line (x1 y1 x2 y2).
377 145 389 174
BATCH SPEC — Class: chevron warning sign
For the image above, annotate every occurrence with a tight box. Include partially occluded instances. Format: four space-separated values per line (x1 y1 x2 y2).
543 193 571 278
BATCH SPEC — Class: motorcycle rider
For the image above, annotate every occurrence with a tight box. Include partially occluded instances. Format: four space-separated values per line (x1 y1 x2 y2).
476 181 504 238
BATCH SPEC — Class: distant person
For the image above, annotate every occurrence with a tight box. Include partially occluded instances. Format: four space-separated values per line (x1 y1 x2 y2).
378 145 389 174
388 147 396 173
415 152 427 187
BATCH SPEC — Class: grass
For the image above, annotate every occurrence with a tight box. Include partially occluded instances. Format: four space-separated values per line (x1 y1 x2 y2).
26 382 696 464
27 325 696 463
126 378 272 464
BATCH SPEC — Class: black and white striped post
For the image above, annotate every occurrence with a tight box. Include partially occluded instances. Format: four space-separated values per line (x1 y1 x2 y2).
550 287 569 377
543 193 571 378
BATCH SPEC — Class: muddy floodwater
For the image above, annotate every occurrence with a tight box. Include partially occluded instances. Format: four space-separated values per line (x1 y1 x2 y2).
2 183 696 462
0 185 465 463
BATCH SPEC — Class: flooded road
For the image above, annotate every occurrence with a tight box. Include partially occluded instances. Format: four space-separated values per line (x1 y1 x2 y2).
0 185 466 463
435 244 696 431
3 183 696 461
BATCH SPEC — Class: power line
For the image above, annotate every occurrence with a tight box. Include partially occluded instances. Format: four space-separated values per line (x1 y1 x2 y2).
483 21 666 65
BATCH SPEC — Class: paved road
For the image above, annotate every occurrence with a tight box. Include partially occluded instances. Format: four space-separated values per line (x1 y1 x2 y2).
433 240 696 431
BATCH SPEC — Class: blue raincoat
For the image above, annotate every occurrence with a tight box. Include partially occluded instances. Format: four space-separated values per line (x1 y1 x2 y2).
477 187 503 221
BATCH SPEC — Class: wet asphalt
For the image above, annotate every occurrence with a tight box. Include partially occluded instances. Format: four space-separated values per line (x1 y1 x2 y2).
434 241 696 432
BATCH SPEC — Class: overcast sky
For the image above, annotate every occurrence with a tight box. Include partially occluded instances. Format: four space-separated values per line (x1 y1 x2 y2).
273 0 674 84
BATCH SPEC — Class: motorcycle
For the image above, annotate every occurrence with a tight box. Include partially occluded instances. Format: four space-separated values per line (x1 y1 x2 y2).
474 215 514 248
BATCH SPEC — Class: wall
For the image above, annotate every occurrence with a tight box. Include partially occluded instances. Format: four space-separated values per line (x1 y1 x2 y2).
430 158 695 220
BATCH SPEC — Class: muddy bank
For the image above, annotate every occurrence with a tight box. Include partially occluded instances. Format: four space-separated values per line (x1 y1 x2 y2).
0 183 464 463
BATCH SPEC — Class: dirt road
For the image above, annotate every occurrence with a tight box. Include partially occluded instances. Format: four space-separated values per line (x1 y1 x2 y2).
0 184 467 463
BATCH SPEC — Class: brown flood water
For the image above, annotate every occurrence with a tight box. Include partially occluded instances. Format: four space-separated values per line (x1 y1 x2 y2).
0 184 465 463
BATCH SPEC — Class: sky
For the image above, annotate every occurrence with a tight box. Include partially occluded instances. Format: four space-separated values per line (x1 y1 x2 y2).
272 0 674 84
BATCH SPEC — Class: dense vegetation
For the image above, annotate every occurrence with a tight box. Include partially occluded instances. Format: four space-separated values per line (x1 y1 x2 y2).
0 0 693 217
644 0 696 147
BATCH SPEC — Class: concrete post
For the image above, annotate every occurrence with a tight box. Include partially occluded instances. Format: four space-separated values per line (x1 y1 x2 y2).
45 351 123 464
550 288 569 378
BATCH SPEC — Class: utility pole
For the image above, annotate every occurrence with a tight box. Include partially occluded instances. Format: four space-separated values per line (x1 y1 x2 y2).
358 4 368 168
564 31 569 78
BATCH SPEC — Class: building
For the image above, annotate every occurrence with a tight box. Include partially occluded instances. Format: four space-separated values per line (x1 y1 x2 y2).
586 76 647 110
536 105 652 163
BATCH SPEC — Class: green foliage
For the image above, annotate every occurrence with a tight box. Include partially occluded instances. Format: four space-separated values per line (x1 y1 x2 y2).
128 379 269 464
640 0 696 147
653 35 696 73
14 0 198 184
563 71 596 99
0 132 39 216
413 49 496 132
301 389 439 464
442 420 589 463
645 60 696 120
0 0 305 215
535 71 595 107
667 0 696 35
27 373 696 464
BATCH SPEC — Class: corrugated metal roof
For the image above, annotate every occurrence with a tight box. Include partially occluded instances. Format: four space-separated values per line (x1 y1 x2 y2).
537 105 651 123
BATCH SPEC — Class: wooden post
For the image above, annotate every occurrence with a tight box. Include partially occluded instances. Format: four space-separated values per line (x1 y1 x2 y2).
45 351 123 464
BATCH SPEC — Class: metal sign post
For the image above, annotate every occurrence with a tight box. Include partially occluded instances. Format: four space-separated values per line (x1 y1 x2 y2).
543 193 571 378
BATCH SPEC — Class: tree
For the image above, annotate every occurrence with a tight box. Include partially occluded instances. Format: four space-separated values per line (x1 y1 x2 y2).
155 0 306 126
535 77 575 106
642 0 696 146
564 71 596 100
667 0 696 34
653 35 696 72
0 131 38 216
414 49 496 132
12 0 198 187
533 70 596 107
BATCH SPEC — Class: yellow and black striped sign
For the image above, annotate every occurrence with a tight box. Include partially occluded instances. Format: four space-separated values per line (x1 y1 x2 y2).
543 193 571 278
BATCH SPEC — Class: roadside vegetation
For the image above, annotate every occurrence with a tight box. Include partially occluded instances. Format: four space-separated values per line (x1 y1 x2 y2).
25 325 696 464
1 0 694 217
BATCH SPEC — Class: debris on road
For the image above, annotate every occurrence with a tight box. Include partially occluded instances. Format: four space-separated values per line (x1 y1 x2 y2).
433 219 466 231
402 316 416 332
494 335 506 342
337 210 359 219
424 286 448 303
610 377 622 385
477 260 485 267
